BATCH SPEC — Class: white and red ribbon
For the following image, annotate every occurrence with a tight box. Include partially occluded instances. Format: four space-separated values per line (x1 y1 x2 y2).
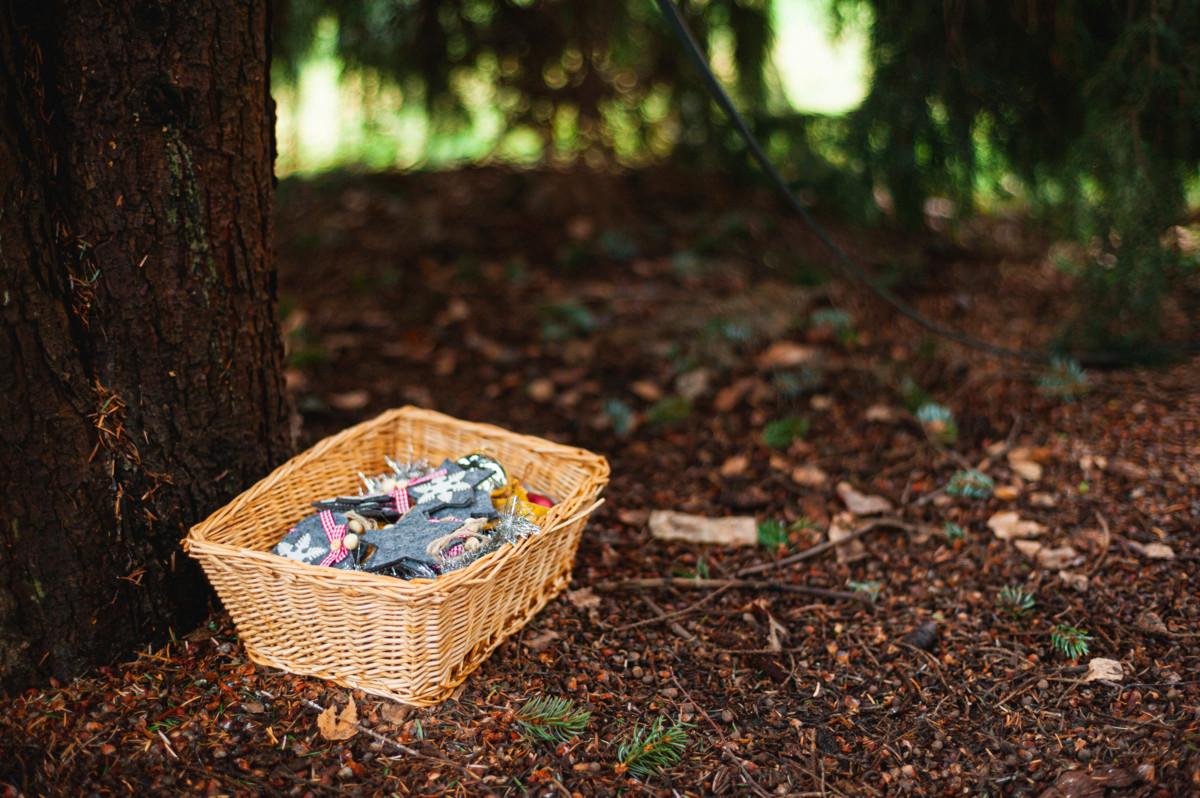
389 468 447 515
318 510 350 567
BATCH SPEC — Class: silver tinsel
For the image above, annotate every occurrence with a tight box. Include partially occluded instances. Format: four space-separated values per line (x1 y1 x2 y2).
356 454 434 496
493 497 541 545
434 497 542 572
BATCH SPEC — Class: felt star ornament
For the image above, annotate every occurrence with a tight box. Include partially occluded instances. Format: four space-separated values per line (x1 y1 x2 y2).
406 460 494 515
272 510 358 569
356 508 493 577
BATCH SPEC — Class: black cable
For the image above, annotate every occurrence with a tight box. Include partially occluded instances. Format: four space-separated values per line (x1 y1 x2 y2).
655 0 1083 365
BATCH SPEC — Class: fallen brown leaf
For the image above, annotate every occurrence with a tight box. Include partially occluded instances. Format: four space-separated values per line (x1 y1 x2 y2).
1058 571 1089 592
713 378 754 412
528 378 555 403
1084 657 1123 683
720 455 750 478
524 629 561 652
988 511 1045 540
1007 447 1044 481
1124 539 1175 560
1038 767 1136 798
756 341 820 369
864 404 900 423
1134 609 1169 635
791 464 828 487
329 390 370 410
828 512 866 563
1014 540 1043 559
994 485 1020 501
836 482 893 516
566 587 601 610
379 701 412 725
1037 545 1081 570
766 614 789 652
630 380 662 402
648 510 758 546
317 696 358 741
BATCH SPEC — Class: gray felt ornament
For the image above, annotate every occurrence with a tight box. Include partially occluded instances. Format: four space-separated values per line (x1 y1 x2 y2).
356 509 492 577
272 511 358 570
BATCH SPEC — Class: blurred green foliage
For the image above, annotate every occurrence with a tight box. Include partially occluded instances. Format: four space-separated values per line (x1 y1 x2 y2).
837 0 1200 352
274 0 780 168
273 0 1200 355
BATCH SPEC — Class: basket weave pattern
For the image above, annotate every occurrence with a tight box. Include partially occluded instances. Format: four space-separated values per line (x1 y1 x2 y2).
185 407 609 706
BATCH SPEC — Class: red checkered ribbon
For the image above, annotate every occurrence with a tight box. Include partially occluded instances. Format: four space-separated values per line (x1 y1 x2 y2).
318 510 349 567
389 468 447 515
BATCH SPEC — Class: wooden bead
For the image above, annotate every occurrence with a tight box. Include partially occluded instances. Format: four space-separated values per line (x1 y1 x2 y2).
344 532 359 551
347 518 365 535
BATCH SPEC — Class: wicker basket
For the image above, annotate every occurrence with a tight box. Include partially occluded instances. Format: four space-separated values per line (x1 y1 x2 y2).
184 406 609 706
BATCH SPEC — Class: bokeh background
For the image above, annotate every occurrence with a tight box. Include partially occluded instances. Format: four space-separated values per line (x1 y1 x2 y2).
270 0 1199 356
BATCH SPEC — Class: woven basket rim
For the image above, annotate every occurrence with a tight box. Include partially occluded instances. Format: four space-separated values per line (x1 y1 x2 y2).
184 405 609 598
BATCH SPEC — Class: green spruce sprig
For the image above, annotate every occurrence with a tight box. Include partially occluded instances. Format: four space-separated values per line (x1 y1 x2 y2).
945 469 994 500
997 585 1036 618
515 695 592 743
615 717 691 779
1050 624 1091 660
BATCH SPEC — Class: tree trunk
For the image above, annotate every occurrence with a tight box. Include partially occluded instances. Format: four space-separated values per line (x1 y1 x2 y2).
0 0 292 691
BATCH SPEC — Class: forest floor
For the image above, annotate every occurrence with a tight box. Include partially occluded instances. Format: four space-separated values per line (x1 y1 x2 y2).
2 166 1198 797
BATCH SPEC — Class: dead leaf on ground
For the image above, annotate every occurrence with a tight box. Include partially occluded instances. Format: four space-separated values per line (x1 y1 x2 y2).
630 380 662 402
836 482 893 516
720 455 750 478
379 701 412 725
1037 545 1081 570
1084 658 1124 683
648 510 758 546
1124 539 1175 560
317 696 358 741
766 614 789 652
828 512 866 563
1108 459 1149 480
1029 491 1057 507
524 629 561 652
566 587 601 610
864 404 900 423
1014 540 1043 559
1058 571 1089 592
994 485 1020 501
617 509 649 527
988 511 1046 540
713 378 754 412
675 369 711 401
329 390 370 410
756 341 820 369
1007 447 1044 481
1038 767 1136 798
528 378 555 403
791 464 828 487
1134 609 1169 635
809 395 833 411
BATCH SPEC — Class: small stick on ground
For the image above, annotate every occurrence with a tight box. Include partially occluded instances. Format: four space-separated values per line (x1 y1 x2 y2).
615 584 732 632
638 593 696 641
669 673 772 798
260 690 483 781
594 578 868 604
735 517 927 578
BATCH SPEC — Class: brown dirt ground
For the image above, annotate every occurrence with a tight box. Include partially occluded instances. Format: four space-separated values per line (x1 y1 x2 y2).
2 167 1197 797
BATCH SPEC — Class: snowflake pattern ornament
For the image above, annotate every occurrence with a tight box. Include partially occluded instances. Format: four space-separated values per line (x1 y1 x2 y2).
270 453 549 581
272 511 359 570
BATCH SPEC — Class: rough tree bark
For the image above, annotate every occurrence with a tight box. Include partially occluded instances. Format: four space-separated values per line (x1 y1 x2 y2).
0 1 292 691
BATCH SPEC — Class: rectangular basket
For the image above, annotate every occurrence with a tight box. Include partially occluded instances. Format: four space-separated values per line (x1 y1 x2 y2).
184 406 609 706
